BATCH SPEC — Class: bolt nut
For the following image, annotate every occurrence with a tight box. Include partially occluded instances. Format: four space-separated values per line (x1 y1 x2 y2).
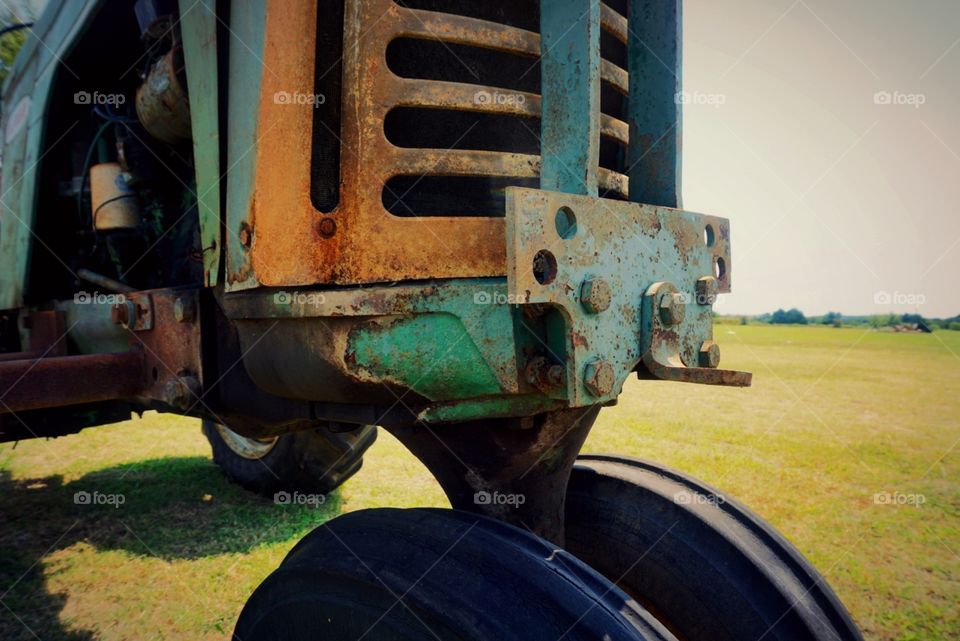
526 357 566 392
580 278 612 314
583 360 615 397
173 297 195 323
699 341 721 368
695 276 719 306
659 292 686 325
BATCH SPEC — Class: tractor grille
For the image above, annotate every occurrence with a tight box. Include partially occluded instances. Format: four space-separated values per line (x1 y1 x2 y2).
312 0 631 218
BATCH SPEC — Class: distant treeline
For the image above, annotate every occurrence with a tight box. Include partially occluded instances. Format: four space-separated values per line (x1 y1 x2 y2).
716 309 960 331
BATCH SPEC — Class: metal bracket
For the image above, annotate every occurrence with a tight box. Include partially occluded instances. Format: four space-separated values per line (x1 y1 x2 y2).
506 187 750 407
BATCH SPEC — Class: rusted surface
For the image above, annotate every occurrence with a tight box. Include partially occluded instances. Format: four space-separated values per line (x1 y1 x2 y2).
0 289 205 414
506 187 745 406
237 0 630 288
0 351 144 413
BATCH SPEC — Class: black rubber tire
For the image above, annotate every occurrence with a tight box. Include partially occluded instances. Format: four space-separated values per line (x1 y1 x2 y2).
202 421 376 497
234 507 678 641
565 455 864 641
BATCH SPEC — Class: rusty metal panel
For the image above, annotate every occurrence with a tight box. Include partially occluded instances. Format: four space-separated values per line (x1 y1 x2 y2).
229 0 631 289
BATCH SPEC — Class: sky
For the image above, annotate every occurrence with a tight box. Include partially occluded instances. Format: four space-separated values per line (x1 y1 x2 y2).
682 0 960 317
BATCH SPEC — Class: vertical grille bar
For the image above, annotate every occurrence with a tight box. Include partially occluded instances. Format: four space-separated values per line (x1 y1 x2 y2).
626 0 682 208
539 0 602 196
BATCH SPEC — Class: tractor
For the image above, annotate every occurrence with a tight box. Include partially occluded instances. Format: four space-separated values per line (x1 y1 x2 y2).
0 1 863 639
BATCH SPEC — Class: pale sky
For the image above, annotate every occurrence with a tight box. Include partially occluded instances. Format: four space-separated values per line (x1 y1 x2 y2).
682 0 960 317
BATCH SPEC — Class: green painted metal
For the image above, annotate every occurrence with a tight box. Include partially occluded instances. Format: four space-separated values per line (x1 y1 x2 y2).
0 1 101 309
179 0 222 287
224 2 267 292
539 0 601 196
626 0 683 207
350 314 504 401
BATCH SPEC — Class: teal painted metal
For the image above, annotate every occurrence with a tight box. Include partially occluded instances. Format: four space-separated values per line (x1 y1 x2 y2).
626 0 682 207
539 0 601 196
179 0 222 287
224 2 267 291
506 186 749 407
0 1 100 309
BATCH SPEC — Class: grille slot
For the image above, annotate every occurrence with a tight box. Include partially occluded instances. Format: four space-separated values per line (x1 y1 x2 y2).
355 0 632 217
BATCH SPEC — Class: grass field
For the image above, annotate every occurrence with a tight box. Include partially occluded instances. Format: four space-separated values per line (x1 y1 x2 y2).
1 325 958 640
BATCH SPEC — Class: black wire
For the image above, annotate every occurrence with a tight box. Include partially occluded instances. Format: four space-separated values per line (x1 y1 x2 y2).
92 194 137 228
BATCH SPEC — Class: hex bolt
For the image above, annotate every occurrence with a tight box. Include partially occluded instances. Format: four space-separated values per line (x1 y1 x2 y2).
173 297 195 323
526 356 566 392
546 364 566 387
695 276 719 306
659 292 686 325
583 360 615 397
580 278 612 314
699 340 721 368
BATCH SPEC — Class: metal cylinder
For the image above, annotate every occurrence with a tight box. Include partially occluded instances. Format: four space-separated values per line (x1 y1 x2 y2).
136 48 192 144
90 162 140 230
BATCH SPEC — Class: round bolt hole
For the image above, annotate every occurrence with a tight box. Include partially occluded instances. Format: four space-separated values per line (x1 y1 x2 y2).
714 256 726 279
704 224 715 247
555 206 577 240
532 249 558 285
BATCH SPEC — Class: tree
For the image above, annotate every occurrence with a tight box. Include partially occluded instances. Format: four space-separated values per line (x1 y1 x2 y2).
770 308 807 325
821 311 842 326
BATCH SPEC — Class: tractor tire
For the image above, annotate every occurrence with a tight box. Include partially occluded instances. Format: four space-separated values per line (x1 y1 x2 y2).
234 507 678 641
565 455 863 641
202 421 376 497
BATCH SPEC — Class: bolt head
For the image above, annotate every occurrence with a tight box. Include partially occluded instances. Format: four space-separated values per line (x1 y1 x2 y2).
317 217 337 238
580 278 612 314
699 341 721 368
696 277 719 306
659 292 686 325
583 360 615 397
173 297 195 323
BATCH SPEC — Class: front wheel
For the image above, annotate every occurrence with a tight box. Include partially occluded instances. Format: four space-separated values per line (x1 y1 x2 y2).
202 421 376 497
234 507 676 641
565 455 864 641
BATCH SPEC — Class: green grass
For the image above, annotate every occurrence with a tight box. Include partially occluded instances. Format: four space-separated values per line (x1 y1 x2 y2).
1 325 958 640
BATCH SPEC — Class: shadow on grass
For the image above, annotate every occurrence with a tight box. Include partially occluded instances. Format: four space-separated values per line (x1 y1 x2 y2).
0 456 342 640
